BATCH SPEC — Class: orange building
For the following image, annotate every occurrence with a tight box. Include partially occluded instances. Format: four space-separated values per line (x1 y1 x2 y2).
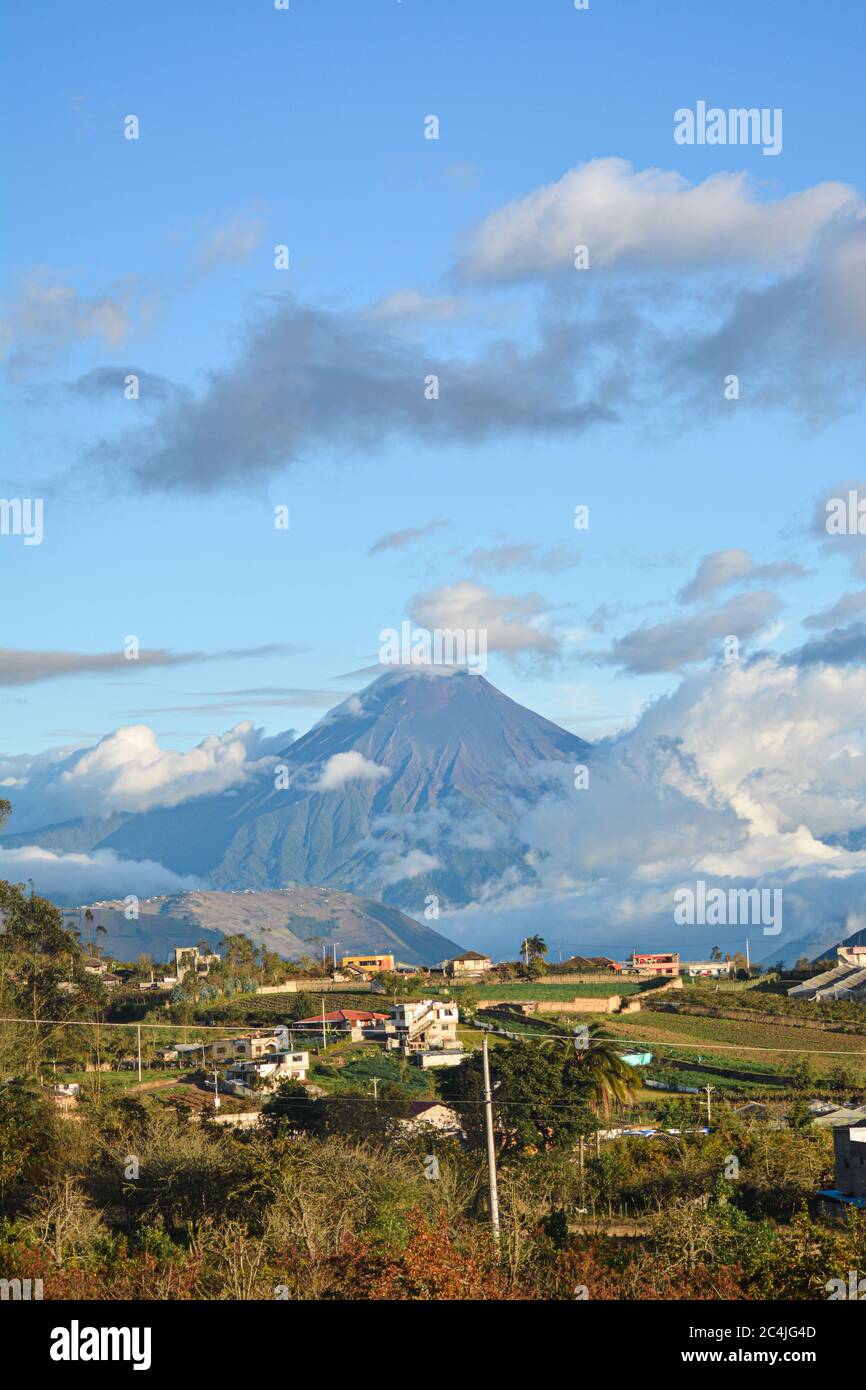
341 952 396 976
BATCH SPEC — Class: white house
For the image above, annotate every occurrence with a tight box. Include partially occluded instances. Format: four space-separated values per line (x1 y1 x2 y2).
414 1049 465 1070
442 950 493 979
219 1050 310 1099
211 1027 291 1062
389 999 460 1052
684 960 733 979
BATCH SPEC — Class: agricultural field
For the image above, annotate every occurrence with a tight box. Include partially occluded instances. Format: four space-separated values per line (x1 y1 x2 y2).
305 1046 435 1099
189 990 372 1024
647 1065 779 1095
677 983 866 1030
537 1007 866 1082
465 981 642 1002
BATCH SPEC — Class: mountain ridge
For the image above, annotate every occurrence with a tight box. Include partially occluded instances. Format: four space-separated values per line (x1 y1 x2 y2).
69 884 464 966
7 670 590 911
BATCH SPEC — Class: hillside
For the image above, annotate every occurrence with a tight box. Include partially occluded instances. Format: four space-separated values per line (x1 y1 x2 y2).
70 884 463 966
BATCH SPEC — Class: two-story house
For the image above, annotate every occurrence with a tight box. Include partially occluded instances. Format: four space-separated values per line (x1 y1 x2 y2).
217 1050 310 1100
211 1027 291 1062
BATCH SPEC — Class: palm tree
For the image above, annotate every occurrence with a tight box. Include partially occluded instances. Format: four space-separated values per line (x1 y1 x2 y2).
519 934 547 965
546 1022 637 1115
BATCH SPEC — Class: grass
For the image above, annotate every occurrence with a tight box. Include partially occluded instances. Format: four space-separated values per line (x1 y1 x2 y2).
562 1010 866 1082
648 1067 773 1094
54 1068 180 1090
468 981 640 1001
308 1049 434 1098
190 990 375 1023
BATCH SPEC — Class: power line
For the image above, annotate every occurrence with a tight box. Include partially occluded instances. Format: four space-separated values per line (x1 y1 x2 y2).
1 1014 864 1058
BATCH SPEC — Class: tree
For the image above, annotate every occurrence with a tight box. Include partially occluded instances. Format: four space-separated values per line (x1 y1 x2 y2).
545 1022 638 1116
260 1082 395 1143
135 953 154 983
288 990 319 1022
0 1077 59 1206
457 987 479 1015
519 935 547 965
828 1064 854 1092
375 971 409 1000
0 873 86 1073
788 1058 815 1091
788 1100 813 1131
439 1039 596 1153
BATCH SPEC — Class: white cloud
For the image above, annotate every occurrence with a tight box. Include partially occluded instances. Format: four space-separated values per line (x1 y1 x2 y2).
0 843 198 905
412 580 558 659
313 751 388 792
1 275 138 370
461 157 862 279
376 848 440 886
198 214 265 271
435 655 866 964
366 289 460 321
592 590 781 673
4 722 286 829
679 550 805 603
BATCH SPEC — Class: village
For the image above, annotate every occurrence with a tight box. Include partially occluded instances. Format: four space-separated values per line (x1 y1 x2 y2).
38 935 866 1224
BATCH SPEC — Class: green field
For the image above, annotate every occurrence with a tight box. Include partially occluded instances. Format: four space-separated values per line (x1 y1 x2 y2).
558 1010 866 1082
468 981 640 1002
307 1047 435 1098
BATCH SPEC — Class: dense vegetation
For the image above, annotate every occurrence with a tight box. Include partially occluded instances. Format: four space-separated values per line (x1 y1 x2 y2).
1 1068 862 1300
1 818 863 1303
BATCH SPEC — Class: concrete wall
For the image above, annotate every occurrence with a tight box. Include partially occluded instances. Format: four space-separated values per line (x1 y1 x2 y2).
255 978 372 995
550 996 622 1014
483 995 622 1014
544 972 624 985
192 1111 262 1129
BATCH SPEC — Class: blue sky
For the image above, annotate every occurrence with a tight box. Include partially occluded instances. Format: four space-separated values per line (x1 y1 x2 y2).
2 0 865 764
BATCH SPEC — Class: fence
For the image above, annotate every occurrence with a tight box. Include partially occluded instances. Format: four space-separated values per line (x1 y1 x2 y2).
255 978 372 996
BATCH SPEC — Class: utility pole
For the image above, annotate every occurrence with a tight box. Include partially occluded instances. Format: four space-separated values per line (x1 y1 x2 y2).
372 1077 378 1105
321 997 327 1050
213 1066 220 1110
745 937 751 972
481 1036 501 1247
136 1024 142 1083
332 942 339 970
705 1084 714 1127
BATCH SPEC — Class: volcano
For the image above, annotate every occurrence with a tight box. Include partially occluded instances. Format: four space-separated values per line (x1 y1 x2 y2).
8 669 590 911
